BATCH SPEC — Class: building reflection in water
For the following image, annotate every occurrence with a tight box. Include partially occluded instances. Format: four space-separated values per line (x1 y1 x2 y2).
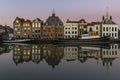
101 44 119 68
13 44 42 65
6 43 119 68
13 44 64 68
78 46 101 63
42 44 64 68
64 46 78 61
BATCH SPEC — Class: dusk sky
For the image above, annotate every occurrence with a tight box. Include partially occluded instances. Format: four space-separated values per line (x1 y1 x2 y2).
0 0 120 27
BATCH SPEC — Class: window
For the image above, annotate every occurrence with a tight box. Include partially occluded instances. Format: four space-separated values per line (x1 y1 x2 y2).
103 27 105 31
112 33 114 37
15 28 18 31
75 31 77 34
38 23 41 27
96 32 98 35
115 33 117 37
115 45 117 48
115 27 117 31
66 31 67 34
106 27 108 31
32 23 35 28
38 30 40 33
112 27 114 31
35 30 37 33
35 23 37 27
106 33 108 36
103 33 105 36
24 30 26 32
96 26 98 30
72 31 74 34
90 27 92 32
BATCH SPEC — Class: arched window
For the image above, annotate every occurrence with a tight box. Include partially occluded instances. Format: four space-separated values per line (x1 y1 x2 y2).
89 27 92 32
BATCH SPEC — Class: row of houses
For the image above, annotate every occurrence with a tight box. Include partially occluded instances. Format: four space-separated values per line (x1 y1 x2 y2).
64 14 118 39
13 11 119 40
13 12 64 39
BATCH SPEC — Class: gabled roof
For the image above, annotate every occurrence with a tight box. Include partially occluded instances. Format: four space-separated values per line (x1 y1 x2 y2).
23 19 31 24
66 19 87 23
14 17 25 24
66 19 79 23
79 19 87 23
33 18 43 22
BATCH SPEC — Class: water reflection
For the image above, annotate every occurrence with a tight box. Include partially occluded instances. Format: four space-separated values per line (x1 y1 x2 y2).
0 43 119 69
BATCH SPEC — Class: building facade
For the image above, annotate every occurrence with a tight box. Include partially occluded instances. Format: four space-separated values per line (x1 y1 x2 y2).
32 18 43 39
41 12 64 39
87 22 101 36
101 13 118 39
64 46 78 61
22 19 32 39
101 44 119 67
13 17 24 39
64 20 79 39
78 19 88 37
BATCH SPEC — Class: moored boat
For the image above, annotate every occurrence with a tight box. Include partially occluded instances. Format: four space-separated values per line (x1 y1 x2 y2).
3 39 33 43
54 36 111 44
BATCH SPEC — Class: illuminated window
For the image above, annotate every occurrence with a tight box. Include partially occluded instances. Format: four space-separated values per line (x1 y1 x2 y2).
15 28 18 31
32 23 35 27
39 23 41 27
35 23 37 27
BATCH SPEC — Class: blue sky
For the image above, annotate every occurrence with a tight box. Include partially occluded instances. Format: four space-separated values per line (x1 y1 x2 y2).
0 0 120 27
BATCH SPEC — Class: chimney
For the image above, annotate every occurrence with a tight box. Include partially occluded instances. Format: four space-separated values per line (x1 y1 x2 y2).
67 19 69 22
110 16 112 20
102 16 105 20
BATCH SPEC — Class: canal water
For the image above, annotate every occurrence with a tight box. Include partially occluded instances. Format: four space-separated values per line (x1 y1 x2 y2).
0 43 120 80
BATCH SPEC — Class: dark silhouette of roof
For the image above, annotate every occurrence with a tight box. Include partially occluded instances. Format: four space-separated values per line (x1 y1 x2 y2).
33 18 43 22
101 11 116 24
66 19 87 23
45 12 63 26
13 17 25 24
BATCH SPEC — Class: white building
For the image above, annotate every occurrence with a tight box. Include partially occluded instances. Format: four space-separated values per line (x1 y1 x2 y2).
64 20 79 39
101 44 119 67
64 47 78 61
101 12 118 39
102 44 119 59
